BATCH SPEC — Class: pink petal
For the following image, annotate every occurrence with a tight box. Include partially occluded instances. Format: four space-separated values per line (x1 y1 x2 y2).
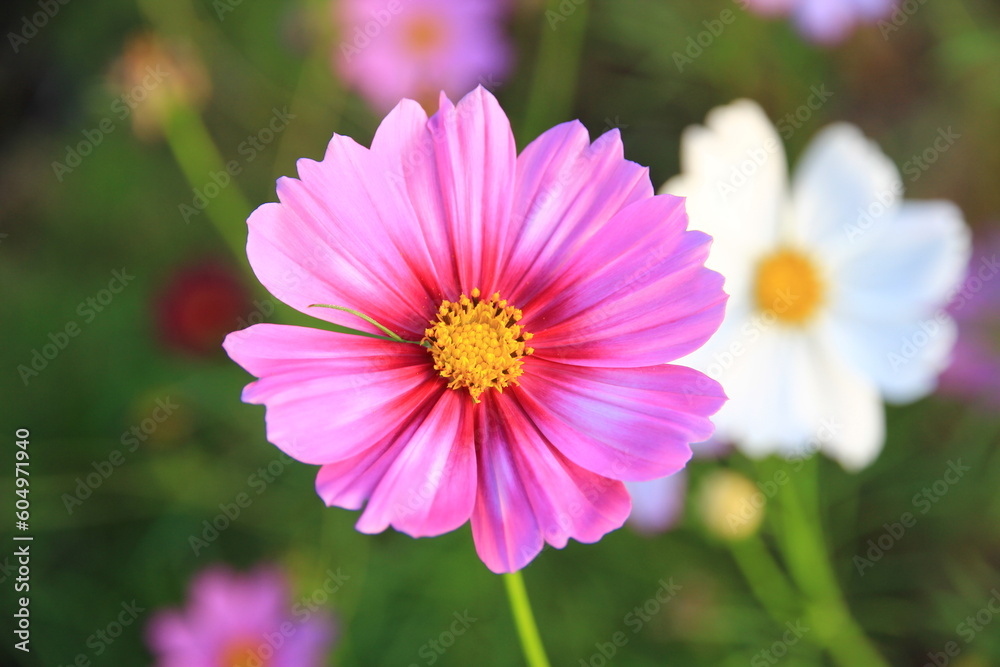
245 130 444 339
147 610 206 667
370 98 459 297
514 359 724 482
470 394 631 573
388 87 517 292
354 389 477 538
223 324 440 464
273 609 337 667
524 196 726 366
503 124 654 306
471 399 541 573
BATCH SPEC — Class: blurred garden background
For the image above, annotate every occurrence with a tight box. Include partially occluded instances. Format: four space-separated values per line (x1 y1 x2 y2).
3 0 1000 665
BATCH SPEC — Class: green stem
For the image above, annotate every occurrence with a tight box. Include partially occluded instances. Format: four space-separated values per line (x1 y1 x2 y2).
162 102 254 264
773 458 890 667
728 534 800 627
519 0 589 143
307 304 426 345
503 571 551 667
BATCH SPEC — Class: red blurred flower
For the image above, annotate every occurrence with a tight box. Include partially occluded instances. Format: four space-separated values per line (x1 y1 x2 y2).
156 262 253 357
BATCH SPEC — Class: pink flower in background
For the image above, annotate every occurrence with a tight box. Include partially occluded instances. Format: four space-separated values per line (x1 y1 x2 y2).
146 565 336 667
940 233 1000 406
626 473 686 534
224 87 727 573
743 0 896 45
334 0 512 111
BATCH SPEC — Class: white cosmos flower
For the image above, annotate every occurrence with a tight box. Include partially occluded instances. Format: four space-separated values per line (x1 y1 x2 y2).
662 100 971 470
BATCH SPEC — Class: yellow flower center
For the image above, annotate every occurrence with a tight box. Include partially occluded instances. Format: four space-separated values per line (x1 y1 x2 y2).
423 288 534 403
403 15 447 55
219 637 266 667
754 248 824 324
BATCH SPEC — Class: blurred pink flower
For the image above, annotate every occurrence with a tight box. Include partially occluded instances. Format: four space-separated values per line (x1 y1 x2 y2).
146 565 336 667
743 0 896 44
940 233 1000 406
626 473 687 534
334 0 512 112
223 87 727 573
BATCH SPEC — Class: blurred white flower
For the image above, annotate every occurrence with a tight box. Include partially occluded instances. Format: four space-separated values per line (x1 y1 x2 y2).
663 100 970 470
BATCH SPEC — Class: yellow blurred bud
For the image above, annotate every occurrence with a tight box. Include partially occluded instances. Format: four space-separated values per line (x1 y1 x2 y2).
107 33 210 142
127 388 191 450
697 469 765 540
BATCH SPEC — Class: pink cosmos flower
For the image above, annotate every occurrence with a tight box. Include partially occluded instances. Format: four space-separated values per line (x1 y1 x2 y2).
743 0 896 45
940 233 1000 406
146 565 336 667
223 87 727 573
334 0 512 112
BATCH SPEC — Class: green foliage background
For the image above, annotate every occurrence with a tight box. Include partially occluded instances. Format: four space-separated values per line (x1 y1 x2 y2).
2 0 1000 665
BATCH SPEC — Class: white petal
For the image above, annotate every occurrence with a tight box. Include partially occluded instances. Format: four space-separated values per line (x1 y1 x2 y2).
825 312 958 404
799 336 886 471
831 201 971 320
705 321 886 470
790 123 903 262
705 324 808 456
825 200 970 402
662 99 788 260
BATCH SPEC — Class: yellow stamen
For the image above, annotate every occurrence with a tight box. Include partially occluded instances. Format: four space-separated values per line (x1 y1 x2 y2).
423 288 534 403
219 637 266 667
754 248 825 324
403 15 446 55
